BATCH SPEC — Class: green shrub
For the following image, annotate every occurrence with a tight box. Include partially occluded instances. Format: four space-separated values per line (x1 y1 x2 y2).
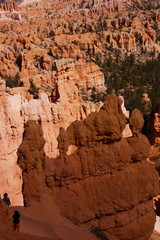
48 48 54 57
28 82 39 96
5 73 20 88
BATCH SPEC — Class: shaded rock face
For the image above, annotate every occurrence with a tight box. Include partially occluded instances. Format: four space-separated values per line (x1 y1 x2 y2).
44 95 159 240
0 0 18 12
0 199 12 231
17 120 46 206
58 95 127 154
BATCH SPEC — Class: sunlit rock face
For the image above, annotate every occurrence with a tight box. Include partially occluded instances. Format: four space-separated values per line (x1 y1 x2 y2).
45 95 159 240
147 106 160 145
0 78 102 206
154 112 160 133
0 0 21 21
119 96 132 138
0 92 24 206
147 106 160 175
0 0 18 11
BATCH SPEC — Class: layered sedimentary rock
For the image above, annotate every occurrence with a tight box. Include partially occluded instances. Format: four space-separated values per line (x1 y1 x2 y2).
0 90 24 206
0 73 102 205
51 0 123 11
0 25 106 205
0 0 21 21
0 38 105 97
0 0 18 12
54 58 105 92
105 28 157 53
43 95 159 240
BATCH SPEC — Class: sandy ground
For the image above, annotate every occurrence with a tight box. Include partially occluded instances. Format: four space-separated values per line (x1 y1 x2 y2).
0 230 56 240
8 200 99 240
3 200 160 240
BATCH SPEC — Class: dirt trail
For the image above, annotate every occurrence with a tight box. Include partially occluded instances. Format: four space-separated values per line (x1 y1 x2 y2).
9 203 160 240
9 206 59 239
9 202 98 240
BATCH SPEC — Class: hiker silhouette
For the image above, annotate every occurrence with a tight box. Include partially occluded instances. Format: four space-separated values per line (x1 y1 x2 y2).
3 193 11 206
13 210 20 232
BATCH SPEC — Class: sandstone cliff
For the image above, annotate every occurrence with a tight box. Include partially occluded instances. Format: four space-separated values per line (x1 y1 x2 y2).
0 74 102 205
17 95 159 240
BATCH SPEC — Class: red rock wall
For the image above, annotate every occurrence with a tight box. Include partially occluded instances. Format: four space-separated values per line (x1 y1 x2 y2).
44 95 159 240
17 120 47 206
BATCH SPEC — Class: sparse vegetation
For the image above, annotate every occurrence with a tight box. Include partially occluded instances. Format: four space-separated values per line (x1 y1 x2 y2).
28 82 39 97
80 88 89 101
90 87 105 102
94 53 160 116
52 63 57 71
48 48 54 57
5 73 20 88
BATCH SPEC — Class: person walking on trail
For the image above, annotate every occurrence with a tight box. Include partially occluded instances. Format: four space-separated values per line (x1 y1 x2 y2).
13 211 20 232
3 193 11 206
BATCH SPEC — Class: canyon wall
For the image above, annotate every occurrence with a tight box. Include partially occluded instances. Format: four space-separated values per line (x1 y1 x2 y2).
45 95 159 240
0 71 103 205
17 95 159 240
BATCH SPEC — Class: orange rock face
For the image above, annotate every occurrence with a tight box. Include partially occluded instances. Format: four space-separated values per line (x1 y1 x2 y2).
0 0 18 12
44 95 159 240
0 0 20 21
17 120 46 206
0 2 160 238
0 74 103 206
147 106 160 175
14 95 159 239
